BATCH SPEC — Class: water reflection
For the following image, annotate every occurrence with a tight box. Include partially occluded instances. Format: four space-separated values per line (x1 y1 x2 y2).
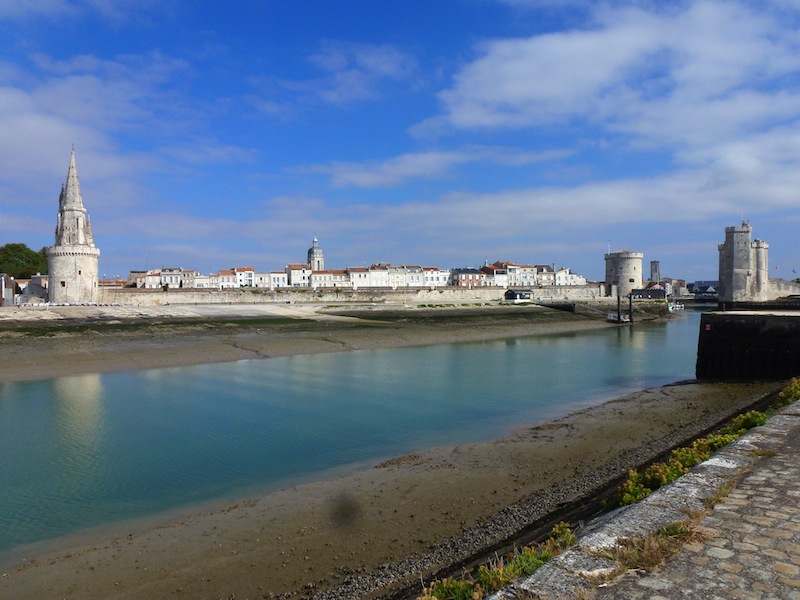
52 373 104 447
49 374 107 512
0 312 703 555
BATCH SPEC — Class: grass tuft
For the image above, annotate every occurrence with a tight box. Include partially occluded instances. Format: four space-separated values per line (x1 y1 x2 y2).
598 522 700 574
416 522 575 599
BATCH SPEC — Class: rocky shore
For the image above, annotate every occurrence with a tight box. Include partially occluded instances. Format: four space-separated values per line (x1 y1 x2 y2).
0 303 779 599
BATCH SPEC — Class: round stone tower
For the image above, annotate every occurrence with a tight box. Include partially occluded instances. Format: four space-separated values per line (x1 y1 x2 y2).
47 150 100 304
604 250 643 297
307 237 324 271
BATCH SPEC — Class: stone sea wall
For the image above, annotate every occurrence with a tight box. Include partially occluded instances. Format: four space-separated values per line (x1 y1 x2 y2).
97 284 606 307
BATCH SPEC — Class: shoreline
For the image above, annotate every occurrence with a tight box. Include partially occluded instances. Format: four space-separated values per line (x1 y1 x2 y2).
1 304 773 600
0 302 614 381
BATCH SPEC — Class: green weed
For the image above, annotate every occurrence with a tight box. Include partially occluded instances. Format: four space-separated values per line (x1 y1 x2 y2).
775 377 800 409
606 409 769 509
416 522 575 600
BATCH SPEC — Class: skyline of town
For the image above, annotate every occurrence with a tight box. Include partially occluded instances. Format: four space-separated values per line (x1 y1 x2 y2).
122 258 591 292
1 149 789 290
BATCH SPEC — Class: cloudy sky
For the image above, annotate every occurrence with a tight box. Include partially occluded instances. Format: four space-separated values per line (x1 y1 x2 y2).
2 0 799 282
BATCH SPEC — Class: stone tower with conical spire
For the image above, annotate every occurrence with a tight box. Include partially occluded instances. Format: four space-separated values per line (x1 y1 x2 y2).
46 149 100 303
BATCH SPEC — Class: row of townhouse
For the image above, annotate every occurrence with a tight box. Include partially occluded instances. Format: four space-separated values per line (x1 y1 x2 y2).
308 264 453 290
452 263 587 289
129 261 587 291
132 267 288 290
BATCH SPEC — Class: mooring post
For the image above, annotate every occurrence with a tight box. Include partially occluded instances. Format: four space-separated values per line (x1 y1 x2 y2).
629 295 634 323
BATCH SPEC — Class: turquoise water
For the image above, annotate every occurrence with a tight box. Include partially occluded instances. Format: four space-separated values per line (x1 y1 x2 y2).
0 311 702 556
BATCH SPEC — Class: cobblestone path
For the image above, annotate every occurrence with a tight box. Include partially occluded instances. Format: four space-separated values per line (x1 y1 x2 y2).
595 420 800 599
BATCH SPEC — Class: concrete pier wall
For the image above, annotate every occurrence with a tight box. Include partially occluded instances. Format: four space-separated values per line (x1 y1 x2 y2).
696 311 800 379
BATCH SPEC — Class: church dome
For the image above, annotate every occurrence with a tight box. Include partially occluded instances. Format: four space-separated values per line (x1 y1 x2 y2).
308 237 323 257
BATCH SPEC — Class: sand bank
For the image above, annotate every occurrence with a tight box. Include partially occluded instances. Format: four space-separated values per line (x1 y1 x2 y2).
0 302 612 381
0 304 777 599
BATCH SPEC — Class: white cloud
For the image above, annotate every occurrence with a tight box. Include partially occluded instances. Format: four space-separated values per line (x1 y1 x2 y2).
308 147 572 188
0 0 165 22
253 42 417 111
159 142 259 166
0 0 75 20
306 42 416 104
0 51 187 154
396 0 800 268
0 49 230 217
420 1 800 164
28 52 190 131
82 0 167 22
418 15 657 131
262 160 800 262
309 42 414 80
313 151 475 187
5 0 798 282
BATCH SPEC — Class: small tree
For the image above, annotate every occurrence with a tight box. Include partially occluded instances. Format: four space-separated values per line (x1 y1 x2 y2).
0 243 48 278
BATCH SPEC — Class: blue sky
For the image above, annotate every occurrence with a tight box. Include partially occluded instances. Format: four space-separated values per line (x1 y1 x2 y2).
2 0 800 282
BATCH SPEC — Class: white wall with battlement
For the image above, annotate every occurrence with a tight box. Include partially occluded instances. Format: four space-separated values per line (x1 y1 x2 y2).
769 278 800 299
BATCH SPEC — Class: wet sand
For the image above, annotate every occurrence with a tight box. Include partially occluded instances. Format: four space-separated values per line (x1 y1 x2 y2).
0 304 781 599
0 302 613 381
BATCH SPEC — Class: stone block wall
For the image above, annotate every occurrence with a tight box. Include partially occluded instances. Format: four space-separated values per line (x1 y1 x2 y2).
696 312 800 379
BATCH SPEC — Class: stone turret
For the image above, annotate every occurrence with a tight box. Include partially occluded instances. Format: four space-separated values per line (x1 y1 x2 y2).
46 150 100 303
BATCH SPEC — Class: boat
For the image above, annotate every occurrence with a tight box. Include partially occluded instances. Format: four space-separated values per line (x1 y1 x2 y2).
668 302 685 313
607 312 631 323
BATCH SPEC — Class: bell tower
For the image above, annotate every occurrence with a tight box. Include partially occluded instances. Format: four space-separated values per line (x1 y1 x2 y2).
307 237 324 271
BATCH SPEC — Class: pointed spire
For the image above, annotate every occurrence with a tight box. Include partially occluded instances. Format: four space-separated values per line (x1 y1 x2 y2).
53 148 95 247
62 148 84 210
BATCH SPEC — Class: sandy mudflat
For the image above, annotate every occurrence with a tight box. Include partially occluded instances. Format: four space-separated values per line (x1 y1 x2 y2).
0 302 613 381
0 303 782 599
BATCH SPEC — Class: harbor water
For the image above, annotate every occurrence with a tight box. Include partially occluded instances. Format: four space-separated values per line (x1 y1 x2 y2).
0 310 702 558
